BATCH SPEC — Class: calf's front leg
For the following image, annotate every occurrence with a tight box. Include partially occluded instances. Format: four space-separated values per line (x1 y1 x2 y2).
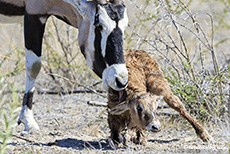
108 113 128 147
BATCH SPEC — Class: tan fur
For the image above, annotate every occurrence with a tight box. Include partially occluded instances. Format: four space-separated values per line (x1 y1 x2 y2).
108 92 158 146
108 50 212 146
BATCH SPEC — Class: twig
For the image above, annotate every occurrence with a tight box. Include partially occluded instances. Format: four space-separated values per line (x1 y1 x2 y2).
207 14 219 76
51 18 70 66
87 101 107 107
3 89 106 96
12 134 34 143
47 73 106 98
36 89 105 95
54 118 60 126
93 81 103 87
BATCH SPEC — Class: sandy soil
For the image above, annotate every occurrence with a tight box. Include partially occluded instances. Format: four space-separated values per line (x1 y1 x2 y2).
7 93 230 154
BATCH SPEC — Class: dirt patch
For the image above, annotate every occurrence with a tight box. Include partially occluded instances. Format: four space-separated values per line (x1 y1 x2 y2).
7 93 230 154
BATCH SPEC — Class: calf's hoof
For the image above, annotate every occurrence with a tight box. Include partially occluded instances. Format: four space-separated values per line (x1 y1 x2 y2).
197 129 213 142
132 137 147 146
110 132 125 147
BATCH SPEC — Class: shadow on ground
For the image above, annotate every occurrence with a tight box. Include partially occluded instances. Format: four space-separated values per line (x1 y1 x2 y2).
8 138 115 150
48 138 115 150
7 137 180 151
53 138 180 150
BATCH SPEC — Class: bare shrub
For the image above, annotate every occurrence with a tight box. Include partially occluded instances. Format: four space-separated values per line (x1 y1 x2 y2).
41 17 102 93
125 0 230 118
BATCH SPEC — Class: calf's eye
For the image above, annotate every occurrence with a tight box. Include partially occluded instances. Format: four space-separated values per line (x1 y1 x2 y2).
144 114 150 122
137 105 143 113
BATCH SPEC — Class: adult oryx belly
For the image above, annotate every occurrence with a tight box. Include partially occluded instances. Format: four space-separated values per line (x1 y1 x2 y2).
0 0 25 23
0 14 23 23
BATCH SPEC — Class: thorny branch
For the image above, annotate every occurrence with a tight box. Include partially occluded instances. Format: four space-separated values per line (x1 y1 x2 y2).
46 73 106 98
126 0 228 116
158 0 195 80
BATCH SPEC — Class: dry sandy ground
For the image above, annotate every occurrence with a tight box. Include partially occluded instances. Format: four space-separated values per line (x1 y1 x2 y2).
6 92 230 154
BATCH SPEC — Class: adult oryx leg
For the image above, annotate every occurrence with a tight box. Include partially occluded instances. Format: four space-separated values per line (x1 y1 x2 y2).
18 12 47 134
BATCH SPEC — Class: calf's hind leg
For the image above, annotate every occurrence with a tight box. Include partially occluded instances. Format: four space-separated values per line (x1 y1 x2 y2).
163 93 212 142
18 13 47 134
147 77 212 142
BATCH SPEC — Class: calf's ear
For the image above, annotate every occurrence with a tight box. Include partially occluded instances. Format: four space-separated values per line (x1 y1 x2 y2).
109 102 129 115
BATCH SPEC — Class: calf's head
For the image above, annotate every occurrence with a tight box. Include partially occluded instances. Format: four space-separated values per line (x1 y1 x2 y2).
109 93 161 132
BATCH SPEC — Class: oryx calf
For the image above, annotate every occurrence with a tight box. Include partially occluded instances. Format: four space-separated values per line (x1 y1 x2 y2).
0 0 129 134
108 50 212 146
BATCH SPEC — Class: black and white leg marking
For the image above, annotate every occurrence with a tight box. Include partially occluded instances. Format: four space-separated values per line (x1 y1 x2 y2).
18 12 47 134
